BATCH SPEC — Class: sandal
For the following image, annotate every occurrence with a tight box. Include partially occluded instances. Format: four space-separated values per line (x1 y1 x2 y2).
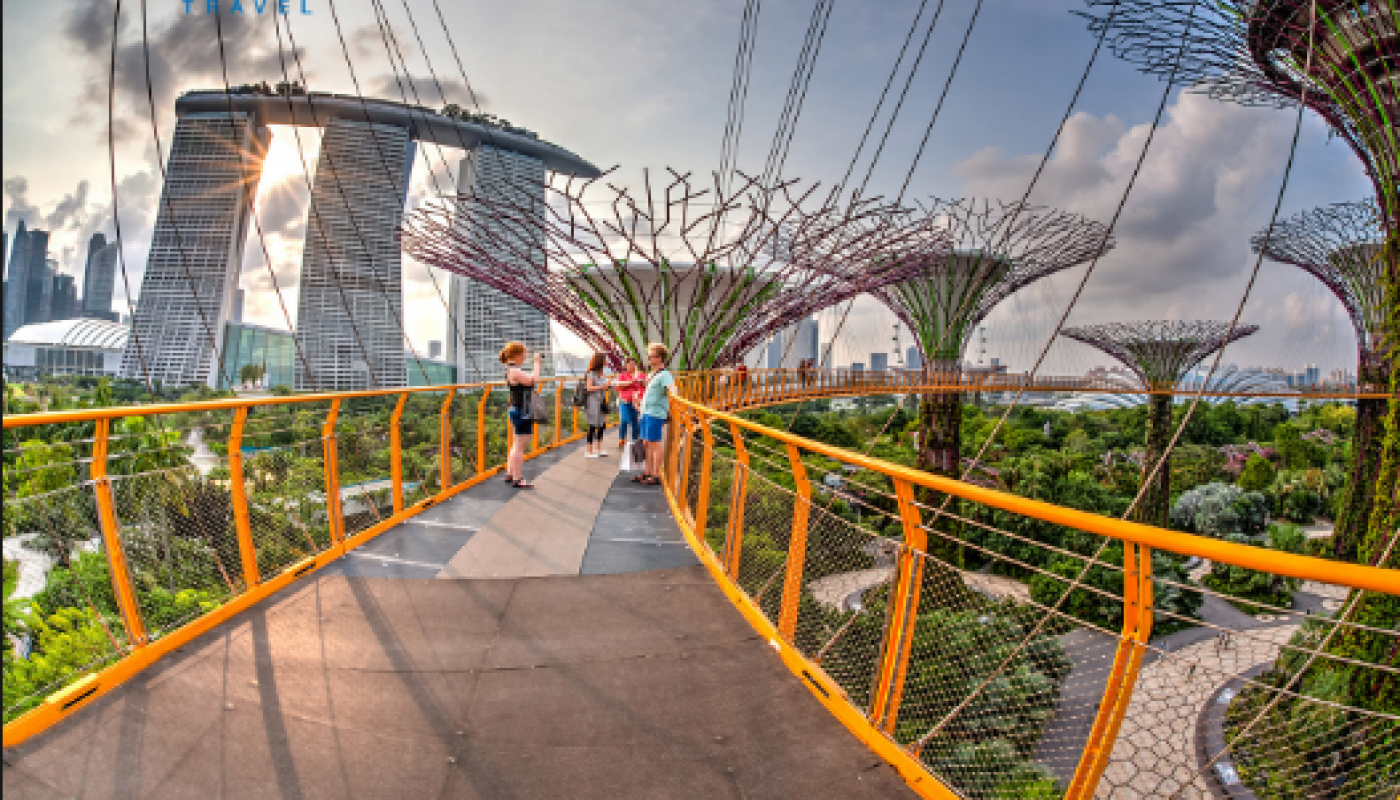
513 480 535 489
629 475 645 483
639 476 662 486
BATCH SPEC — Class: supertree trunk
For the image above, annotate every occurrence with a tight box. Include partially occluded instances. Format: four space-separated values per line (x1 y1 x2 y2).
917 361 965 570
1137 392 1173 528
1332 351 1389 563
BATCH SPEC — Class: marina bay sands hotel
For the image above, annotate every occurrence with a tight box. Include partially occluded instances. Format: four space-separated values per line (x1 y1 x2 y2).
120 87 600 390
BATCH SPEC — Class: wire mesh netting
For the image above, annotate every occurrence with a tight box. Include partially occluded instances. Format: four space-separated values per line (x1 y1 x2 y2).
670 406 1400 800
239 401 337 579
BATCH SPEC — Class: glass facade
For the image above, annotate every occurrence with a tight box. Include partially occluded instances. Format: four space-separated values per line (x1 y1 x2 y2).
407 356 456 387
218 322 296 390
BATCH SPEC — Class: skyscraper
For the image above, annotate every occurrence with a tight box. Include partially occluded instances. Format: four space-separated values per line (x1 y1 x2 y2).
230 288 245 324
294 117 414 391
121 112 269 386
871 352 889 372
27 252 55 326
50 273 78 321
906 346 922 369
4 221 32 339
82 242 119 322
447 145 552 382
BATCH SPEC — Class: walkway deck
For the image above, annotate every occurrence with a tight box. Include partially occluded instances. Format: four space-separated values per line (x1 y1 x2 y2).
3 438 916 799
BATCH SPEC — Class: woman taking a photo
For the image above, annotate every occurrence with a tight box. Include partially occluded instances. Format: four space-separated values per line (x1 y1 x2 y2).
614 356 645 447
501 341 543 488
583 353 613 457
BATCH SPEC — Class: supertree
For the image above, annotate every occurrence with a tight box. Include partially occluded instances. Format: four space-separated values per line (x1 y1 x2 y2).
1254 198 1391 561
872 198 1114 480
401 169 944 370
1060 321 1259 527
1080 1 1398 235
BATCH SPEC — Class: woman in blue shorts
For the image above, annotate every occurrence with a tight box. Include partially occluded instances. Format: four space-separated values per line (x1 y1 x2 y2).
635 343 675 486
501 341 543 488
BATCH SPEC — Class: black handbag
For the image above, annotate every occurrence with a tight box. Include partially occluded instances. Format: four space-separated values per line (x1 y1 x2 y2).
600 392 613 416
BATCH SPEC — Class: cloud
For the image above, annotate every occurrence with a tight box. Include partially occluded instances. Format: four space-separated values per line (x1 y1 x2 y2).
3 177 42 230
62 0 308 142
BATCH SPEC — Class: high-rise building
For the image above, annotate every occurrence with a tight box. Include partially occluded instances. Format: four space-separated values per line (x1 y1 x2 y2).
50 273 79 321
1304 363 1320 386
428 340 442 360
851 362 865 372
870 352 889 372
762 316 818 368
230 288 245 324
294 117 413 391
28 253 55 325
447 145 551 382
121 112 269 387
906 346 922 369
4 221 33 339
82 239 119 321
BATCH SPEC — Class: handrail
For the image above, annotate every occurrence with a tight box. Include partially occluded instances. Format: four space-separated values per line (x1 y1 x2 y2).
663 373 1398 800
3 376 578 428
2 376 585 747
669 392 1398 596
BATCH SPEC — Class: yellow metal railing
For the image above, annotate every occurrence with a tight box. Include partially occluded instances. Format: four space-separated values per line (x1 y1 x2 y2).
2 378 584 746
3 369 1396 798
663 374 1399 800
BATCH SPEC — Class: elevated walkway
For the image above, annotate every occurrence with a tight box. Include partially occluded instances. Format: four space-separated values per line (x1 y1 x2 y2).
3 439 916 799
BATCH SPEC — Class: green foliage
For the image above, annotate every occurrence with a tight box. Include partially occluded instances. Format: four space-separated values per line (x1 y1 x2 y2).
3 559 39 642
1238 454 1276 492
3 606 119 722
1170 482 1269 538
1202 524 1304 613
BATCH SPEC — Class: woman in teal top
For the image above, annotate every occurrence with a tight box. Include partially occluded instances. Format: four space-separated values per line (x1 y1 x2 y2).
635 343 674 486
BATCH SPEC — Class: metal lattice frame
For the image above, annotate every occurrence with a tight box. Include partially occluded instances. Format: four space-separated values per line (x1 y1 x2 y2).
1255 198 1393 562
1060 320 1261 387
1080 1 1399 232
1253 197 1390 371
873 197 1116 363
401 169 946 370
1060 321 1259 526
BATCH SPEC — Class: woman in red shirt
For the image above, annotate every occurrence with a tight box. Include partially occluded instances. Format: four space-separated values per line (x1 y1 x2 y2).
614 356 645 445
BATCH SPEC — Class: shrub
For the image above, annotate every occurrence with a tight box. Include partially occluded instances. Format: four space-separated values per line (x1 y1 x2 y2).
1238 454 1276 492
1171 482 1269 538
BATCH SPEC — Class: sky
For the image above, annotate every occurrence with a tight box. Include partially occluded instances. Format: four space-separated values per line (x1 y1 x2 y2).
0 0 1376 376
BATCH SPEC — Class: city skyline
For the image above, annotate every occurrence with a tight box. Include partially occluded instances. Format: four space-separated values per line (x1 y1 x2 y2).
1 0 1378 379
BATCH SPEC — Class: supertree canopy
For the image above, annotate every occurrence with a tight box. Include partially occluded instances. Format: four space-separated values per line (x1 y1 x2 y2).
871 198 1113 478
874 198 1115 366
1080 1 1399 231
1061 321 1259 526
1254 198 1391 561
401 169 943 370
1254 198 1389 372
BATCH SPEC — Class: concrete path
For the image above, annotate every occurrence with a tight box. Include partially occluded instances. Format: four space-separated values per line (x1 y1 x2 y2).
7 435 908 799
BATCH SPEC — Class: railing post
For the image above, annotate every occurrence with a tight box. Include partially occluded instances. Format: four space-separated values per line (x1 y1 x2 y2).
323 399 344 546
439 389 456 492
477 389 490 474
777 441 812 641
390 392 408 512
1067 542 1154 798
676 405 694 513
724 420 750 577
870 477 926 732
553 380 563 446
694 410 715 536
90 418 148 647
228 407 260 589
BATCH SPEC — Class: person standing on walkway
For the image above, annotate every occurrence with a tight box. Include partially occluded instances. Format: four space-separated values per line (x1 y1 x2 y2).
583 353 613 457
614 356 645 447
635 343 675 486
501 341 542 488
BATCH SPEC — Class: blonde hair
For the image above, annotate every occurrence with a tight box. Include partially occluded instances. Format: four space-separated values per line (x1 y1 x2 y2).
498 341 527 364
647 343 669 363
